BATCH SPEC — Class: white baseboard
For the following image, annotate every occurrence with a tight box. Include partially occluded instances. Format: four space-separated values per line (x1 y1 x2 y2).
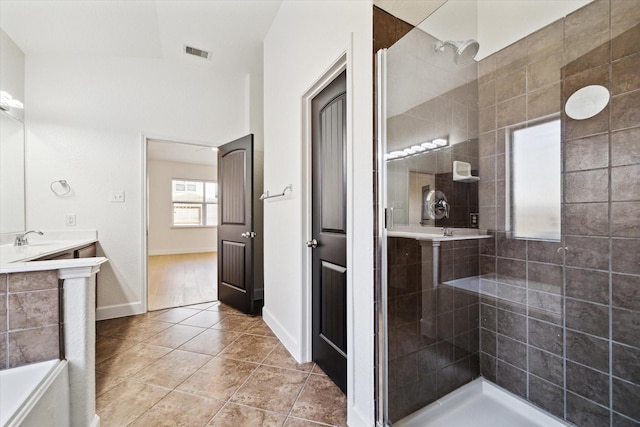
90 414 101 427
349 404 374 427
148 247 217 256
262 306 302 362
96 301 145 321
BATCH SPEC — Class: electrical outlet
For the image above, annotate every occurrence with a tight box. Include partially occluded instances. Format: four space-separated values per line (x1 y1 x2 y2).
109 191 125 203
65 214 76 226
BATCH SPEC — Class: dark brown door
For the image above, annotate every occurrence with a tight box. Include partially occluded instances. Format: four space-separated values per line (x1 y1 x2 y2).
310 71 347 393
218 134 260 314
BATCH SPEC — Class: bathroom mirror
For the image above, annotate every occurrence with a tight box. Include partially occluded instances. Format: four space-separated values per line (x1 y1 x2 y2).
0 109 26 234
386 139 479 229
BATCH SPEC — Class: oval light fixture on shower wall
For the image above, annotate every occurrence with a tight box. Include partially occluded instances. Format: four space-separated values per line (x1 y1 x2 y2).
565 85 610 120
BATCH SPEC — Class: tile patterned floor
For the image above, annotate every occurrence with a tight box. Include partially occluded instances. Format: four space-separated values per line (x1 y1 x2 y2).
95 302 347 426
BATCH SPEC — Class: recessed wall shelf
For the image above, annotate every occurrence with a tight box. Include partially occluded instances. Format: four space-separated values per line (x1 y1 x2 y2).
453 161 479 182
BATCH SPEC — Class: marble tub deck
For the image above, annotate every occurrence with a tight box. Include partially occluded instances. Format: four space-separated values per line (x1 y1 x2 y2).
96 301 347 427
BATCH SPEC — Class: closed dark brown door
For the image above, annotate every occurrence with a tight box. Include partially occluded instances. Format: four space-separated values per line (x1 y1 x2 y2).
218 134 259 314
310 70 347 393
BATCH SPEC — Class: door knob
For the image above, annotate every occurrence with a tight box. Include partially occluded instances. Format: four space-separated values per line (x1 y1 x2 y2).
306 239 318 248
241 232 256 238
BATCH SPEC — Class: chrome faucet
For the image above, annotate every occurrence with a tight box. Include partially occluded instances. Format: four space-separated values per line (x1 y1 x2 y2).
14 230 44 246
442 227 454 237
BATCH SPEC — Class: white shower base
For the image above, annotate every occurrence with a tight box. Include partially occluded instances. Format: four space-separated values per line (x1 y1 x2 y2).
395 378 570 427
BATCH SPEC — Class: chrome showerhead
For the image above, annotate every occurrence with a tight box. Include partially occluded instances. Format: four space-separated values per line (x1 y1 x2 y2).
434 39 480 66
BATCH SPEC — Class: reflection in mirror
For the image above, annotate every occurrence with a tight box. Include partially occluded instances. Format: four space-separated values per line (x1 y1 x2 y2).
0 110 25 234
387 139 479 229
507 118 561 241
409 171 434 226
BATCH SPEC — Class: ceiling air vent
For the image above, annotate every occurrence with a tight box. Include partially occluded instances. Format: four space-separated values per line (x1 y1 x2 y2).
184 45 211 60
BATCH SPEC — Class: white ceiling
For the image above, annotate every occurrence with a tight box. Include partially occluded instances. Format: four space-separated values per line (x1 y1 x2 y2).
0 0 282 74
148 139 217 166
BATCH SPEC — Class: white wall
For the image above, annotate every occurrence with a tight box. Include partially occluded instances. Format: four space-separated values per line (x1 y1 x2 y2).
24 54 248 319
477 1 592 59
148 159 217 255
0 30 26 234
0 29 25 122
263 2 373 425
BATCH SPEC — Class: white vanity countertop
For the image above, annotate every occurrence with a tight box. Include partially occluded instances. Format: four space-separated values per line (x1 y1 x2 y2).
387 226 493 242
0 256 108 275
0 230 98 266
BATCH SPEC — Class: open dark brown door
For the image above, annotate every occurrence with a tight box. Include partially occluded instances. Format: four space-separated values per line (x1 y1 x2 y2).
310 71 347 393
218 134 263 315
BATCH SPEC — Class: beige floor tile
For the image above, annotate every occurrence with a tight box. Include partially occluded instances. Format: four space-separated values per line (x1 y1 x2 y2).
311 364 328 376
96 379 170 427
178 328 241 356
109 319 175 342
284 417 332 427
95 303 347 427
133 349 212 389
96 317 131 337
95 336 137 364
218 334 279 363
231 365 308 414
179 310 226 328
211 313 260 332
290 374 347 427
206 302 246 315
152 307 201 324
129 390 224 427
177 356 258 400
247 319 277 337
263 343 315 372
96 342 172 378
207 403 287 427
145 324 206 348
95 370 123 397
186 301 217 310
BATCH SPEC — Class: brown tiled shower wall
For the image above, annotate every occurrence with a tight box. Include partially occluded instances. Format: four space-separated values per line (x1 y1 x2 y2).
0 271 61 369
387 237 481 422
477 0 640 425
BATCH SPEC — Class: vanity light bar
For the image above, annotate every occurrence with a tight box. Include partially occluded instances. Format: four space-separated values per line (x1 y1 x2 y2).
433 138 447 146
0 91 24 110
384 137 448 160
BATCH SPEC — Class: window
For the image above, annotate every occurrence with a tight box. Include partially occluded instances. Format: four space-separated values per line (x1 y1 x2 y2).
507 119 561 241
172 179 217 227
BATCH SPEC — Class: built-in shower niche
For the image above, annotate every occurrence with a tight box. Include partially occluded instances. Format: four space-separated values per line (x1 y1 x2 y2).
388 237 481 422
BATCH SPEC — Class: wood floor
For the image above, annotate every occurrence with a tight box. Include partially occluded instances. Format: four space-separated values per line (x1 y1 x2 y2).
148 252 217 311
